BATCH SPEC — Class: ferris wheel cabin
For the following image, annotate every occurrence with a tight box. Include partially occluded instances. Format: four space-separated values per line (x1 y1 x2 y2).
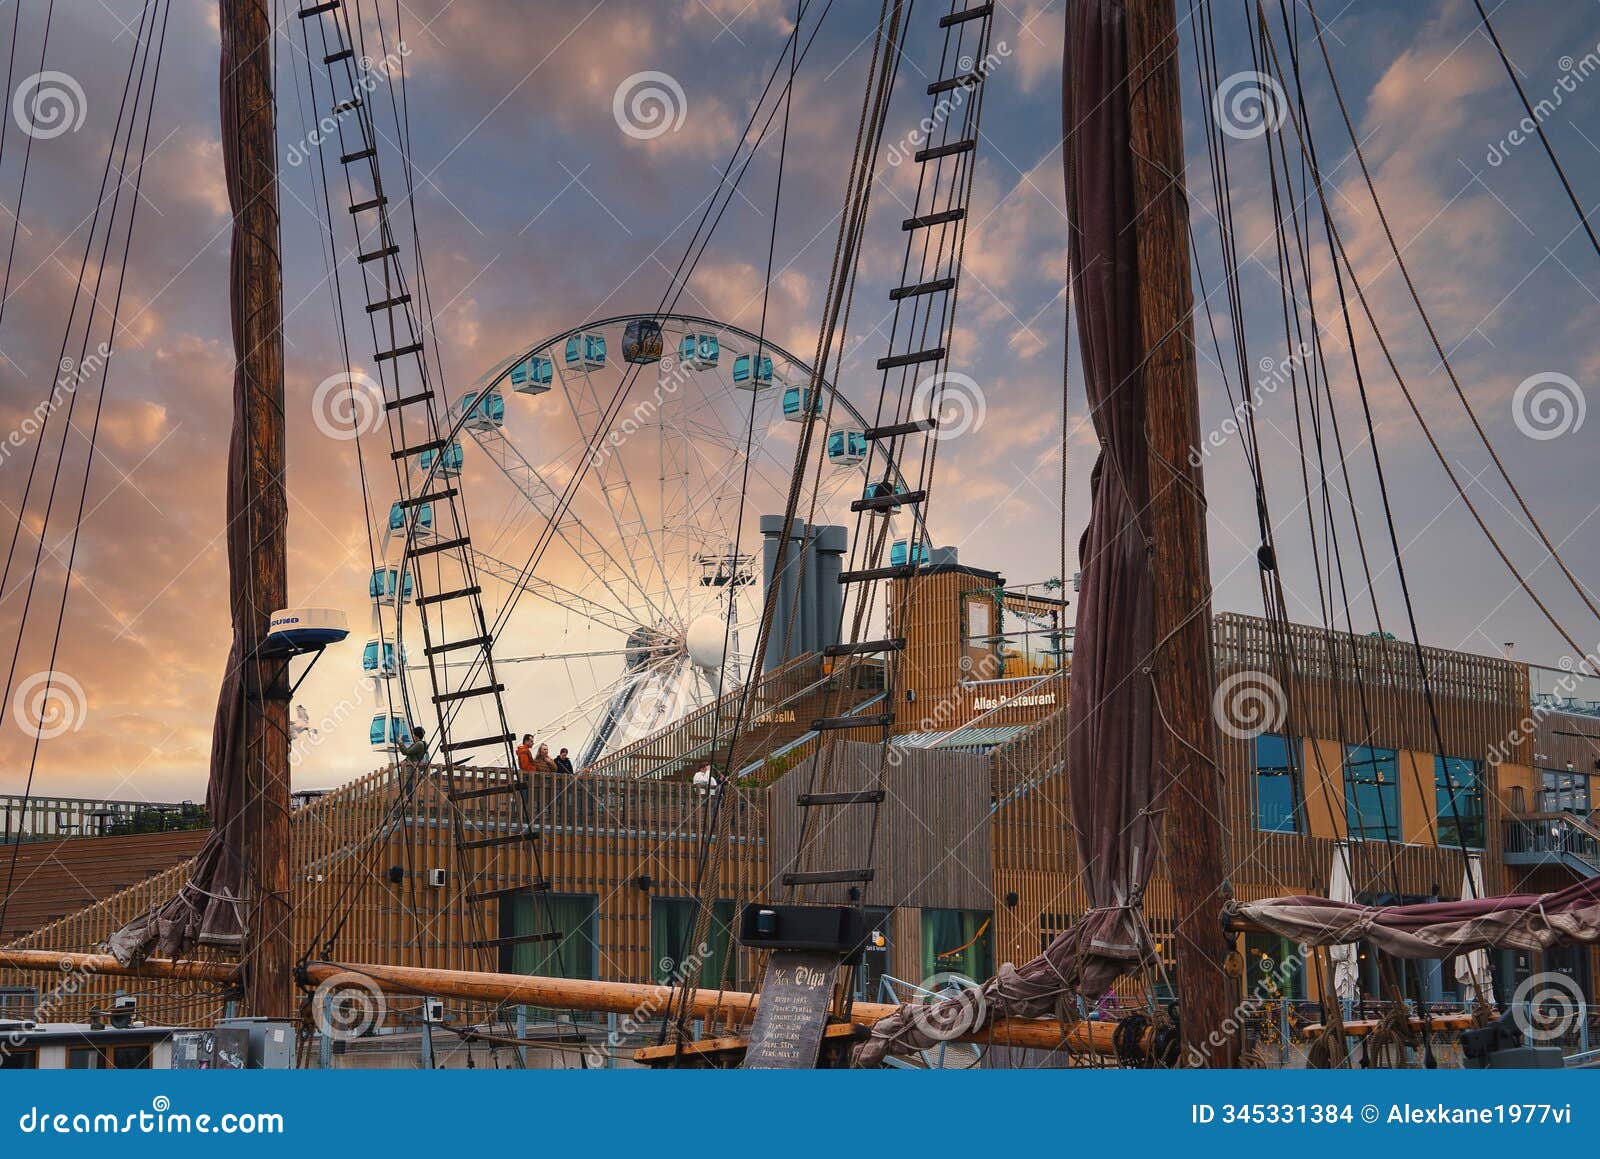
387 501 432 532
416 440 464 478
510 354 553 394
782 384 821 422
361 637 403 678
369 713 413 751
459 389 505 431
826 428 867 466
565 331 607 370
368 566 414 604
678 332 720 369
622 318 664 364
732 353 773 389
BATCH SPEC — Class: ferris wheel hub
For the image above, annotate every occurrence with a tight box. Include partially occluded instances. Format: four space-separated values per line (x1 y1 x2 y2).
685 613 730 671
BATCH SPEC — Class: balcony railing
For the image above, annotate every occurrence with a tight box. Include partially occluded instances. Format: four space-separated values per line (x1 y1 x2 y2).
1502 811 1600 874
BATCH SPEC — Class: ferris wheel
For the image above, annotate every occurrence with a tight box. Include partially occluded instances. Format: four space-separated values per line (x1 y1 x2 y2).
363 313 907 770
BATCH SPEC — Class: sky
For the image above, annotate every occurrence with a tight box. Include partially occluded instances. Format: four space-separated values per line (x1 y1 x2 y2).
2 0 1600 803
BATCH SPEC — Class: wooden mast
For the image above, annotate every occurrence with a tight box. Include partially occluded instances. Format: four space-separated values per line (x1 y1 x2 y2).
222 0 291 1019
1123 0 1237 1065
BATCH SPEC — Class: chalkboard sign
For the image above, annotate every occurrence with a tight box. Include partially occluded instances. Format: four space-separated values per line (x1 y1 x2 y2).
741 951 839 1069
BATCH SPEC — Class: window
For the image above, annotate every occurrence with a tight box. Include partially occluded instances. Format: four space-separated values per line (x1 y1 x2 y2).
1539 769 1592 816
1244 933 1305 1000
651 898 737 989
1435 757 1485 849
0 1049 37 1069
1252 734 1302 833
920 908 993 982
109 1044 152 1070
67 1047 100 1070
499 891 598 980
1345 746 1400 842
0 988 37 1019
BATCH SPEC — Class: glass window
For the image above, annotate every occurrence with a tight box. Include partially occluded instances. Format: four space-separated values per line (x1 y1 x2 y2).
651 898 737 989
109 1044 152 1070
0 1049 37 1069
500 891 598 980
1539 769 1591 815
1244 933 1306 1000
1253 734 1302 833
66 1047 100 1070
1345 745 1400 842
920 908 993 982
1435 757 1485 849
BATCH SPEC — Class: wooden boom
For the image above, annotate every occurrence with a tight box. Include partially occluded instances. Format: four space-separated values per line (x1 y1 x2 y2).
0 949 1135 1056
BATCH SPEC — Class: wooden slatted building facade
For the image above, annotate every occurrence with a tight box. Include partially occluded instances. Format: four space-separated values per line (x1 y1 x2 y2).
4 607 1596 1029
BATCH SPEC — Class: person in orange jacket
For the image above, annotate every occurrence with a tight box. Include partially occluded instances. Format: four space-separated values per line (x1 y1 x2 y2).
516 734 536 771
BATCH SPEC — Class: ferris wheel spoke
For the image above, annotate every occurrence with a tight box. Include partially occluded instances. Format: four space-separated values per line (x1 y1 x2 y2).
553 361 683 624
469 548 646 636
466 422 674 626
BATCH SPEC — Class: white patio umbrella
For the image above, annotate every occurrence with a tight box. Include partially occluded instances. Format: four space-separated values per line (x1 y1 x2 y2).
1454 852 1496 1007
1329 841 1359 1002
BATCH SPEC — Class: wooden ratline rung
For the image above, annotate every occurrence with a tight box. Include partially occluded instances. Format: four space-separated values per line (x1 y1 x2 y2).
851 488 925 513
297 1 340 18
448 782 525 803
366 293 411 313
385 390 433 411
358 244 400 264
332 98 364 115
325 48 355 66
416 584 481 607
339 144 374 163
876 347 946 371
466 882 548 903
797 790 887 807
839 564 918 583
391 438 447 461
468 931 559 949
811 713 894 731
349 195 387 214
782 868 874 886
441 731 515 753
374 342 425 364
821 638 904 657
914 139 975 163
432 682 505 705
865 416 938 440
426 634 491 657
888 276 955 301
939 2 993 27
928 72 982 95
397 488 457 508
409 535 471 558
458 829 537 851
902 207 965 231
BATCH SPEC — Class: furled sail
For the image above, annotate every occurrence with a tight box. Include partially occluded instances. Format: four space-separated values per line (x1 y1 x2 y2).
108 0 279 964
857 0 1162 1065
1226 875 1600 959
